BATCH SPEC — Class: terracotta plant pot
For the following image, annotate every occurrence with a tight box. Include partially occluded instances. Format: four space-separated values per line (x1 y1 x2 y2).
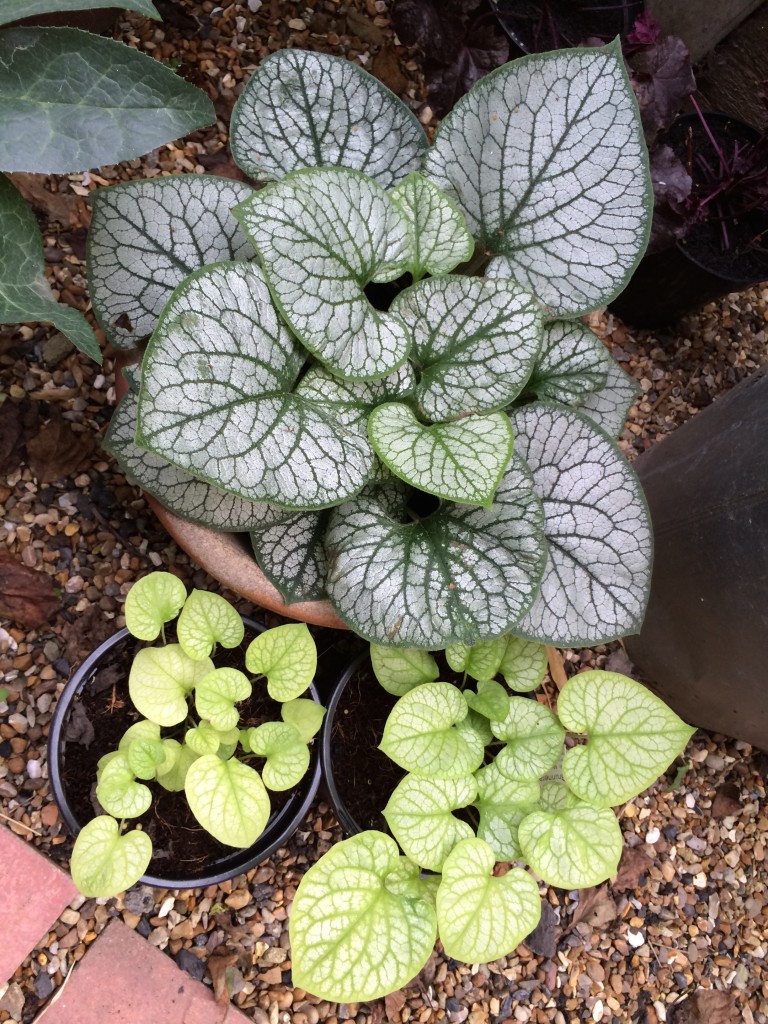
49 617 322 888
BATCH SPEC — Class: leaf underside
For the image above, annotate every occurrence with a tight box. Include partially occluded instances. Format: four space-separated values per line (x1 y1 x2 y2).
0 0 160 27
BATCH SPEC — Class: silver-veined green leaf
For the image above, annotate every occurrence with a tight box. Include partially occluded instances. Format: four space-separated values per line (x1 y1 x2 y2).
250 509 328 605
324 453 547 648
368 403 514 507
370 645 439 697
118 719 160 751
0 0 160 27
230 49 426 187
526 320 612 405
538 764 579 813
445 636 508 681
185 721 221 757
156 739 198 792
465 679 509 721
245 623 317 702
177 590 245 661
511 403 651 645
128 645 213 727
379 683 483 778
70 817 152 899
88 175 255 348
124 571 187 641
194 668 251 732
498 635 548 693
491 698 564 780
0 28 214 175
234 167 411 380
185 754 270 847
281 699 325 743
424 43 651 317
558 670 695 807
576 357 641 437
125 736 166 781
137 261 375 509
390 276 542 421
457 707 493 747
389 172 474 279
518 804 623 889
290 831 437 1003
383 773 477 871
96 752 151 819
247 721 309 791
436 838 541 963
475 761 540 860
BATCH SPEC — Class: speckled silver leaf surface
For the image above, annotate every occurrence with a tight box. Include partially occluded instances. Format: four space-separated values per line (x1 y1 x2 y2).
424 44 651 316
230 49 426 187
88 175 255 348
511 403 651 646
250 509 329 605
576 358 641 437
389 172 474 279
526 319 611 406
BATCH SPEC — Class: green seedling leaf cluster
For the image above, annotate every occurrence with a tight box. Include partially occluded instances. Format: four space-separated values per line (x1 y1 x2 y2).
69 573 324 897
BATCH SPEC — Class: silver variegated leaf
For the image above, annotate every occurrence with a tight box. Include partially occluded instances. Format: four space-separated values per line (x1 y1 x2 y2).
390 277 542 421
137 262 375 509
526 320 612 406
234 168 411 380
230 49 427 187
424 44 651 317
389 172 474 279
368 403 514 507
295 363 415 436
324 453 547 649
576 358 641 437
511 403 651 645
88 176 255 348
250 509 328 605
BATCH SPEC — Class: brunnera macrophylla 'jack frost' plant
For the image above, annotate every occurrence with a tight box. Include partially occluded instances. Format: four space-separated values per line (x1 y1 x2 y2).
289 639 695 1002
69 572 324 898
95 44 653 650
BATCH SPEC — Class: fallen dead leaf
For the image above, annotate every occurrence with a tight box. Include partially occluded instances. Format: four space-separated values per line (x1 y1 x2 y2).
613 845 653 891
711 782 742 817
197 151 248 181
546 646 568 690
207 950 240 1005
605 644 636 676
8 172 76 224
0 398 39 475
371 44 408 95
384 989 407 1021
669 988 740 1024
26 408 94 484
62 603 115 665
524 900 560 958
569 885 619 931
0 549 61 629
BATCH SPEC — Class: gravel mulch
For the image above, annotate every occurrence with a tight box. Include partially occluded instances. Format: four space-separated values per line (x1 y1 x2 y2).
1 2 767 1023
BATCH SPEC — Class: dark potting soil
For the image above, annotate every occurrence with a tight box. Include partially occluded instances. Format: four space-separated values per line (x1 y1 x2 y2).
493 0 639 52
60 629 296 878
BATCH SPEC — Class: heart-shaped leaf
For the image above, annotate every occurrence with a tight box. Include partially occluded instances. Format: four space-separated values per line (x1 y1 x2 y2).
576 358 641 438
383 773 477 871
518 804 623 889
281 699 326 743
324 453 547 648
124 571 187 641
445 636 507 682
436 838 542 962
185 754 270 847
96 753 151 819
0 1 160 27
290 831 437 1003
380 683 483 778
137 261 375 508
194 668 252 733
390 276 542 421
125 736 166 781
230 49 426 188
250 509 329 605
491 698 564 780
538 765 579 813
498 636 548 693
558 670 695 806
389 172 474 279
70 816 152 898
88 176 254 348
247 721 310 791
370 645 439 697
245 623 317 701
465 679 509 721
185 721 221 757
156 739 198 792
369 403 514 507
457 708 493 748
177 591 245 661
234 168 411 380
475 761 540 860
511 403 652 646
118 719 160 750
128 645 213 727
424 43 651 316
526 320 612 405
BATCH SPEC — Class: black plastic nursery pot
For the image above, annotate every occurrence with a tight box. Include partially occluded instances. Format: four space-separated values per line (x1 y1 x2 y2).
49 617 322 889
610 113 768 328
490 0 644 53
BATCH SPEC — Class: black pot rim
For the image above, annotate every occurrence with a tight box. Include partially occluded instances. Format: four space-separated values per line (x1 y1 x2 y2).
49 616 322 889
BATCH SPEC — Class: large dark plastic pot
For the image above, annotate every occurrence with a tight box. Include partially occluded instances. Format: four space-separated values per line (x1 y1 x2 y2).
49 617 322 888
490 0 644 53
319 652 370 837
625 366 768 750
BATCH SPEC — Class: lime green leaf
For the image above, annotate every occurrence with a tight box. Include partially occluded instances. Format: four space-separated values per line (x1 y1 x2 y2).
290 831 437 1003
125 736 166 781
445 637 507 682
156 739 198 792
518 804 623 889
194 668 251 732
128 644 213 727
370 645 439 697
498 636 548 693
465 679 509 721
281 699 326 743
389 172 473 279
558 670 695 806
491 699 564 780
118 720 160 750
383 773 476 871
96 753 151 819
247 722 310 791
245 623 316 702
185 755 270 847
537 765 579 813
177 590 244 661
436 838 541 962
380 683 483 779
475 761 540 860
95 750 120 784
124 572 187 641
185 721 223 757
70 817 152 898
456 708 493 747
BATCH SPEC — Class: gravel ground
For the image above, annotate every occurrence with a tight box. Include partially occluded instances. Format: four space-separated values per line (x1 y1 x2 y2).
1 2 768 1022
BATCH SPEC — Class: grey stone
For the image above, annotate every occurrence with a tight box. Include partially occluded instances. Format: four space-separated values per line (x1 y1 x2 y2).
41 332 75 368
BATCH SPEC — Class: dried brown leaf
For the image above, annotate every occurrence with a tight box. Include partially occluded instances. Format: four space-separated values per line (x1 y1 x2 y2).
524 900 560 958
569 885 618 931
26 409 94 484
711 782 741 818
371 45 409 96
384 989 407 1021
613 845 653 891
669 989 740 1024
8 172 76 224
207 950 239 1005
546 646 568 690
0 398 39 474
0 549 61 628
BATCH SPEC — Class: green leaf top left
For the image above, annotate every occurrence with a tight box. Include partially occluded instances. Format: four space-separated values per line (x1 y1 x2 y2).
0 1 160 27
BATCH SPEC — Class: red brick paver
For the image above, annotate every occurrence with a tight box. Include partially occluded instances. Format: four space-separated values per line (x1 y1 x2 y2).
0 826 78 984
36 918 251 1024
